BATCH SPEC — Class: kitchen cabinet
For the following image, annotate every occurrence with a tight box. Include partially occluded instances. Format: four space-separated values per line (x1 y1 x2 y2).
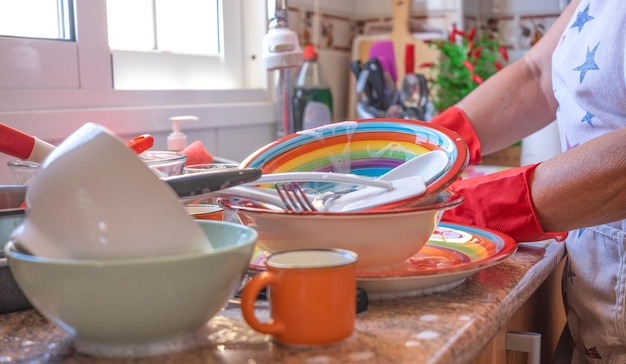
473 258 566 363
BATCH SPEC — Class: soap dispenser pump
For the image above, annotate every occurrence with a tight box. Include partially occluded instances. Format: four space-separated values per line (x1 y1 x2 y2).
167 115 198 151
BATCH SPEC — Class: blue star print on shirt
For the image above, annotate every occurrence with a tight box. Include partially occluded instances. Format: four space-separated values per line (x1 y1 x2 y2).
573 42 600 83
581 111 595 127
571 3 594 33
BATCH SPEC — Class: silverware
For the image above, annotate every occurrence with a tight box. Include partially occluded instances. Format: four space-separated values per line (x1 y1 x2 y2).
244 171 394 190
274 184 317 212
163 168 263 203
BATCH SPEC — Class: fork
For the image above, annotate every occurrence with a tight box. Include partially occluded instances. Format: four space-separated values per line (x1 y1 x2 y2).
274 183 317 212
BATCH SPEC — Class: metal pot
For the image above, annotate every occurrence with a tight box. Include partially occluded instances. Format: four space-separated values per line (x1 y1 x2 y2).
0 185 30 313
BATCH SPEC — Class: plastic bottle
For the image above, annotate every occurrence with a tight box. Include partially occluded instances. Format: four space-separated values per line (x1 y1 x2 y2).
167 115 198 151
292 44 333 131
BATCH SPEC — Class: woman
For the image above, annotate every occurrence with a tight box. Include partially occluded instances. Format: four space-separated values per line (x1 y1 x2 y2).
433 0 626 362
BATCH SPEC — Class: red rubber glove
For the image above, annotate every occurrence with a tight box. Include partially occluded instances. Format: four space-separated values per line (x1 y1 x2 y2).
430 106 482 164
443 163 568 242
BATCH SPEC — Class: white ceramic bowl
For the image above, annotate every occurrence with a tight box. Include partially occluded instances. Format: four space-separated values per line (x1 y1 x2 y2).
220 190 463 269
10 123 211 259
5 220 257 357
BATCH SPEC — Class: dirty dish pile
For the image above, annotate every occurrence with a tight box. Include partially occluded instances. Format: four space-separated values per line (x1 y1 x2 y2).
4 123 257 357
219 119 468 269
239 118 468 209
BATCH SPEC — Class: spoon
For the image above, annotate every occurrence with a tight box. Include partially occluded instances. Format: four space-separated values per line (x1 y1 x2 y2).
315 150 449 212
379 150 449 185
241 171 394 191
321 175 426 212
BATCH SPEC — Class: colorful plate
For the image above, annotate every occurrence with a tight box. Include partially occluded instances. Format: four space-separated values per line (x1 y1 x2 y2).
249 223 516 300
239 119 469 206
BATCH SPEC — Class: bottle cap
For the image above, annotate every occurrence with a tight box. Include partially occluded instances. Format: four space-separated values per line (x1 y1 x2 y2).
302 44 318 61
168 116 198 151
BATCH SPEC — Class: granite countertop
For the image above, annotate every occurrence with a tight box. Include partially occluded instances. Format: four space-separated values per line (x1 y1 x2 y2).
0 240 565 363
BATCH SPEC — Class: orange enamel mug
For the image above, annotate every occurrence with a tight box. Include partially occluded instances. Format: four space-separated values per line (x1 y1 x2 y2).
240 249 358 345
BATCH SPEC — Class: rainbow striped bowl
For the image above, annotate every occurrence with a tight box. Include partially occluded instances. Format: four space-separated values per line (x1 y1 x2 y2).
240 119 469 209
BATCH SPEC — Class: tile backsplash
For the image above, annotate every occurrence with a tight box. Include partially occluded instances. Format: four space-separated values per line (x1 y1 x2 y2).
287 0 566 121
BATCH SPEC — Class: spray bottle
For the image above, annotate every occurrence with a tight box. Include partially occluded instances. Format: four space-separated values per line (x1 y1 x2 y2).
292 44 333 131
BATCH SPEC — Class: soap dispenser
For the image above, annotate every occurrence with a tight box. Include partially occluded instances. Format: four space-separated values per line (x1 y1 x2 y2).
167 115 198 152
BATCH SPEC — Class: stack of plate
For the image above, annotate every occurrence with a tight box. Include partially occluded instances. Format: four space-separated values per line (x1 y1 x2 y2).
240 118 469 206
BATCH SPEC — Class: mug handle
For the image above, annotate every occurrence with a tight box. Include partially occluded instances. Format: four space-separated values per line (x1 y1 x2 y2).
240 271 285 334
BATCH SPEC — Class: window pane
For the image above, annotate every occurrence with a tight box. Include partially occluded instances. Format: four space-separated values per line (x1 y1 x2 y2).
106 0 156 50
0 0 72 39
107 0 248 90
155 0 219 55
107 0 219 56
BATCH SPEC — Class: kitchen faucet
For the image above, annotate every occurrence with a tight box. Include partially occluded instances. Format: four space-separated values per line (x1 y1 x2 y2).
263 0 303 138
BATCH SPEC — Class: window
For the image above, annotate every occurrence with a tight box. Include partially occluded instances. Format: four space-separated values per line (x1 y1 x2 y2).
0 0 73 40
107 0 219 55
106 0 234 90
0 0 273 141
0 0 265 91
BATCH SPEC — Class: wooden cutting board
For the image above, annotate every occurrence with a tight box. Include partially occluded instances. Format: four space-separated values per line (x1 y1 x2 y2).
347 0 442 120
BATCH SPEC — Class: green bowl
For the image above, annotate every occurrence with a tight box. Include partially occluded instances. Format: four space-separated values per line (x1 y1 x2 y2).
5 220 257 357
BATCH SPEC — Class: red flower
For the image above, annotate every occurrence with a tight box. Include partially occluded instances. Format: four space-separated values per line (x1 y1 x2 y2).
448 30 456 42
498 45 509 62
466 41 474 57
462 60 475 73
448 24 457 42
419 62 435 68
471 74 484 84
474 47 482 59
448 24 466 42
494 61 504 71
467 27 476 41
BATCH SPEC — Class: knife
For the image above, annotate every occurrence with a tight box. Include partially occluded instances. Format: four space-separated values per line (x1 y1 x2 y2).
163 168 263 202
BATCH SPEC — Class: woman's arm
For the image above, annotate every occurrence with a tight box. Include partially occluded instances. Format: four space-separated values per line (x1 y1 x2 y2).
456 0 581 155
442 0 626 238
532 127 626 232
